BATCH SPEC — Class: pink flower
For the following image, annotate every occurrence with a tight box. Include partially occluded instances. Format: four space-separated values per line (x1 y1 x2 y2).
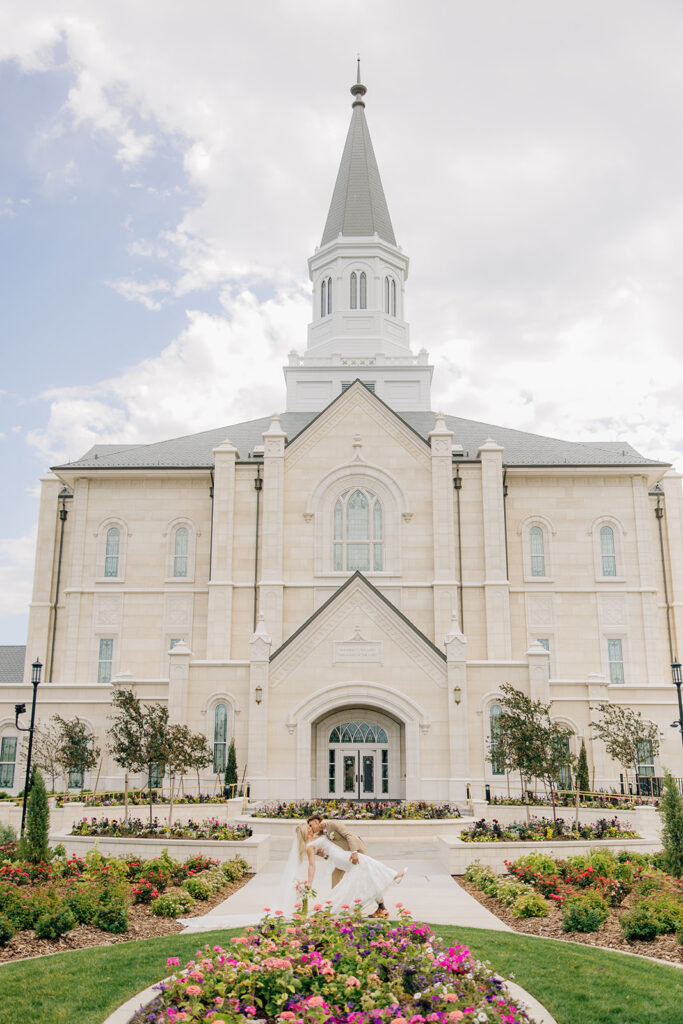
443 994 457 1003
306 996 325 1007
341 904 350 910
244 1006 257 1016
185 984 202 996
280 1013 296 1020
448 1013 464 1022
166 956 180 968
313 903 322 911
345 976 361 988
391 1018 408 1024
263 907 271 912
275 910 284 916
353 898 362 903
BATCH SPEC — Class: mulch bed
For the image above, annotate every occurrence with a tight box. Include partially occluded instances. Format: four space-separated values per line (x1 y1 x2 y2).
0 875 253 964
456 876 683 966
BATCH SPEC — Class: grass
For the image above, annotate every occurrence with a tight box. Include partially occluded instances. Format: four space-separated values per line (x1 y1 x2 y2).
0 925 680 1024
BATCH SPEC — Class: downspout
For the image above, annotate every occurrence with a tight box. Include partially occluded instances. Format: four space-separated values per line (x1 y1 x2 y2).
655 490 675 662
502 469 509 581
453 465 464 630
253 464 263 631
47 494 68 683
208 469 215 582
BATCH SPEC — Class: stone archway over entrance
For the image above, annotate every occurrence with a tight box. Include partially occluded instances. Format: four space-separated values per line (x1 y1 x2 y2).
285 681 430 801
316 708 401 800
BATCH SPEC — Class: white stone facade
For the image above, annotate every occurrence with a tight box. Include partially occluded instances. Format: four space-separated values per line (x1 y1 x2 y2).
2 72 682 802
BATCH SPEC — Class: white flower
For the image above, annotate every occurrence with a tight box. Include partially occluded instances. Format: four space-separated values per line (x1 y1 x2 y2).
476 1015 488 1023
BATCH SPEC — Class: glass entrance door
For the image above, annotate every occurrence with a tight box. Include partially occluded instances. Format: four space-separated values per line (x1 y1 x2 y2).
337 748 378 799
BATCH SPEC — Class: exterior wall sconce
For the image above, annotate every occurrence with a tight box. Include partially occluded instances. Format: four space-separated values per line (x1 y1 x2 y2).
453 685 462 705
255 685 263 704
672 661 683 749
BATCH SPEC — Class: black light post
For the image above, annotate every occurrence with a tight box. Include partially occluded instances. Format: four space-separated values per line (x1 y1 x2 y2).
672 661 683 752
16 658 42 836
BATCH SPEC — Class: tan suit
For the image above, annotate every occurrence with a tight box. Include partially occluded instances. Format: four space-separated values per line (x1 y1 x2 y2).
322 819 367 888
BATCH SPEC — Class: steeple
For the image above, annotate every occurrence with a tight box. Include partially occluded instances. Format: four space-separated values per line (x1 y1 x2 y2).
283 66 433 413
321 63 396 247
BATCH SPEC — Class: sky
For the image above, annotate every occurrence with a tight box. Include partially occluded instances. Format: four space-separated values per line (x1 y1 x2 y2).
1 0 682 644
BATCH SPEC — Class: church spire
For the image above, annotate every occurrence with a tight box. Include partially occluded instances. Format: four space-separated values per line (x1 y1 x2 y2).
320 65 396 247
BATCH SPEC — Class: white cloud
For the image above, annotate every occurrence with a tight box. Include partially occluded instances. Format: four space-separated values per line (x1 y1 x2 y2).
107 277 171 311
0 527 37 624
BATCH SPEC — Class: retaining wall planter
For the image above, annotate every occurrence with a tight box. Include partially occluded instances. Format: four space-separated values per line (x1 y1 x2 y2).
437 835 660 874
50 831 270 871
0 797 246 834
470 800 661 838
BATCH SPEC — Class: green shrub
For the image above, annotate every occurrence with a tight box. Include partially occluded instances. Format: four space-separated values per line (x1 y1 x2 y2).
616 850 649 868
562 892 609 933
34 904 77 939
20 768 50 864
641 894 683 934
464 862 498 887
635 869 672 897
676 921 683 948
151 891 195 917
620 903 660 941
588 849 618 877
0 914 14 945
93 894 129 933
508 852 557 881
497 880 532 907
511 892 549 918
0 822 17 845
64 884 99 925
659 769 683 878
183 876 212 900
221 856 248 881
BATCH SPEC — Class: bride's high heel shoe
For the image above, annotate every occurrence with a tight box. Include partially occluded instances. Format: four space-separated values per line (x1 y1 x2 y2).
394 867 408 885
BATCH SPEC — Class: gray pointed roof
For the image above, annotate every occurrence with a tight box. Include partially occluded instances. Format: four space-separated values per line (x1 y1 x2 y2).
0 645 26 683
321 82 396 246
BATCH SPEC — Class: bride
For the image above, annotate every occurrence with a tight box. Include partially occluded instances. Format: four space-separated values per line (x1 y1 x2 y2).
303 823 406 914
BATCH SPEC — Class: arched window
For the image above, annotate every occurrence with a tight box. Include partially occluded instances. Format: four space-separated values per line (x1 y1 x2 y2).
329 721 388 743
350 272 357 309
359 272 367 309
0 736 17 787
391 278 396 316
489 704 504 776
529 525 545 577
557 735 573 791
327 276 332 314
321 279 326 318
104 527 120 577
213 703 228 773
173 527 189 578
333 488 383 571
600 525 617 577
384 276 390 313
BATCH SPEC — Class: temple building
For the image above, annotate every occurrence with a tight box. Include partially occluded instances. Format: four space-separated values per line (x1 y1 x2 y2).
2 69 682 800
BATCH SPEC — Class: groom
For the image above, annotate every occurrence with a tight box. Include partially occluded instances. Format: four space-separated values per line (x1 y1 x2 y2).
307 814 389 918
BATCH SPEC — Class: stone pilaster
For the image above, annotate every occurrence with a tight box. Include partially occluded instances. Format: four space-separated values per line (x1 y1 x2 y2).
429 412 457 648
632 475 660 682
24 473 63 682
478 439 511 660
444 612 469 801
63 477 89 681
247 614 272 795
527 639 550 703
662 471 683 661
259 414 287 649
168 640 192 722
586 672 609 785
207 438 238 660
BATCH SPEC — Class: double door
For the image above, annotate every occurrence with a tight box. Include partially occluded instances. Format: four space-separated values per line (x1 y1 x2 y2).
338 746 378 800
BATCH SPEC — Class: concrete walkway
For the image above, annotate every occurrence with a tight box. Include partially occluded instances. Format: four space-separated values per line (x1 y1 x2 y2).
180 856 510 932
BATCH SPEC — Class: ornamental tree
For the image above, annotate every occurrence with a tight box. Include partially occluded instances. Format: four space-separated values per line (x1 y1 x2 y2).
108 687 170 824
54 715 100 793
20 767 50 862
576 738 590 797
184 732 214 797
225 737 238 796
486 684 576 821
29 719 63 793
590 703 661 794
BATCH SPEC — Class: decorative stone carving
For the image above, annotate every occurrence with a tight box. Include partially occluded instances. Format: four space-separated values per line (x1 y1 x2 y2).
527 595 554 626
94 595 122 627
333 625 382 664
165 594 193 627
599 595 627 626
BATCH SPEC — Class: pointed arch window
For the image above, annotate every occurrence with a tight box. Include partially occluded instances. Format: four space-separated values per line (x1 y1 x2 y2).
384 276 390 313
391 278 396 316
359 271 367 309
600 525 617 577
327 276 332 314
321 279 326 317
350 272 357 309
173 526 189 578
104 527 120 578
333 488 383 572
213 703 228 773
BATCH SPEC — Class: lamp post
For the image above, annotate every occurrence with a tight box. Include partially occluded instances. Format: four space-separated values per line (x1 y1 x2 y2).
16 658 42 836
672 661 683 751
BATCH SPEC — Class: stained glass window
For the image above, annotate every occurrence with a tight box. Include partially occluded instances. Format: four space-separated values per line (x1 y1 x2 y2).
173 526 188 577
529 526 545 577
104 527 120 577
98 638 114 683
608 638 624 684
214 703 227 773
600 526 617 576
0 737 17 788
332 489 383 571
490 704 504 775
329 722 388 744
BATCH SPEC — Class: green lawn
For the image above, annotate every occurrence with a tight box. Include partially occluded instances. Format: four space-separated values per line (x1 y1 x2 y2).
0 925 680 1024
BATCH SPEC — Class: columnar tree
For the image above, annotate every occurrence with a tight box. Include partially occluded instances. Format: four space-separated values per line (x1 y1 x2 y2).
108 687 170 824
54 716 100 793
576 738 590 797
590 703 661 794
659 769 683 878
486 684 576 821
20 767 50 862
225 738 238 796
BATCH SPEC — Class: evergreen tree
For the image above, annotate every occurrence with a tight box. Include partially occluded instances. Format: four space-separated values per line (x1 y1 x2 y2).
659 769 683 878
21 768 50 863
225 738 238 795
576 738 590 796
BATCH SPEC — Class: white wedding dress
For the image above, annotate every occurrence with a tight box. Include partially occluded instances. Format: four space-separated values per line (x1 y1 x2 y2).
308 836 401 913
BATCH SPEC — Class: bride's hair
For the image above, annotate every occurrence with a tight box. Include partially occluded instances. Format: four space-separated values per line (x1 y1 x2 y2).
296 821 309 860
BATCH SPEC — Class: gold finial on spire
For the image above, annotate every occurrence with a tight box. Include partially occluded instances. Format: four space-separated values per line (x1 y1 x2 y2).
351 56 367 108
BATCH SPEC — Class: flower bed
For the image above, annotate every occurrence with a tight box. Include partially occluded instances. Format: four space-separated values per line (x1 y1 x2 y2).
460 816 639 843
459 849 683 964
56 790 229 808
0 847 251 961
251 800 461 820
70 816 252 841
131 906 537 1024
488 794 655 810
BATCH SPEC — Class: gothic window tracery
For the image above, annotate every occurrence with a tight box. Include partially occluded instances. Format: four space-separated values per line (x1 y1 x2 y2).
333 488 383 571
